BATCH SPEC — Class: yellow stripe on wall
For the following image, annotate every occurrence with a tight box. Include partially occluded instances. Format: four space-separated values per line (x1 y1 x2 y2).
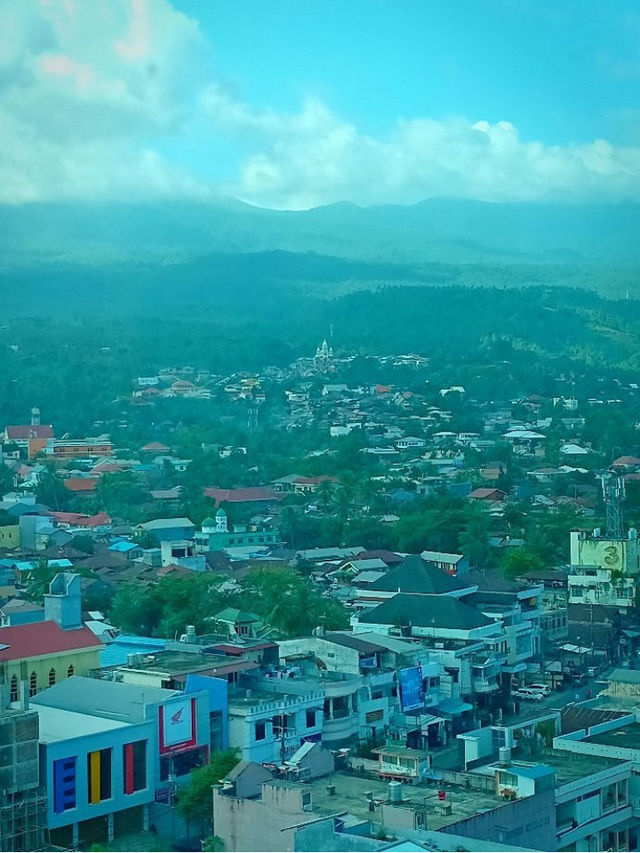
90 751 101 804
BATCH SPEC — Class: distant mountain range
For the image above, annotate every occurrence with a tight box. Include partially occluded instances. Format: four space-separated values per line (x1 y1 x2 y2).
2 198 640 266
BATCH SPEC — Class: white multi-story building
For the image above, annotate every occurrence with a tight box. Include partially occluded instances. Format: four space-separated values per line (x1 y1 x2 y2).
568 528 640 610
228 687 324 765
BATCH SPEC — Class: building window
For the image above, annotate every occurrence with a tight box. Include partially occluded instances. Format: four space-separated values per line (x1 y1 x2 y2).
255 721 266 741
87 748 112 804
301 792 311 808
209 711 224 752
9 675 18 703
29 671 37 697
48 668 56 687
161 748 208 779
67 664 74 678
123 741 147 794
53 757 77 813
306 709 316 729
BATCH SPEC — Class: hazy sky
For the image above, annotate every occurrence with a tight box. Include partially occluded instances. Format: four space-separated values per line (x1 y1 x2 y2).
2 0 640 208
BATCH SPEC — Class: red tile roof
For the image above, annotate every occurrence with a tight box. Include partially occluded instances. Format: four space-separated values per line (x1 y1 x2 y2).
90 463 123 474
355 549 404 565
613 456 640 467
63 478 99 493
5 425 54 440
468 487 507 500
203 486 282 504
0 621 102 661
51 511 111 527
142 441 170 452
156 564 193 578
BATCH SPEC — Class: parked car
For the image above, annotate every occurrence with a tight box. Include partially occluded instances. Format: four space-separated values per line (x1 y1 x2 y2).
513 688 544 702
527 683 552 696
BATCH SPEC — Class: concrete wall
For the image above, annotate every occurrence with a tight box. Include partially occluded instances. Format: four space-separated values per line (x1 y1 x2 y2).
294 818 387 852
228 693 324 764
605 680 640 698
42 719 155 831
300 743 335 779
213 788 300 852
441 788 556 851
44 573 82 630
0 710 39 793
5 647 102 697
459 725 494 768
278 637 360 675
231 763 273 799
19 515 54 551
0 525 20 549
554 733 640 764
184 674 229 749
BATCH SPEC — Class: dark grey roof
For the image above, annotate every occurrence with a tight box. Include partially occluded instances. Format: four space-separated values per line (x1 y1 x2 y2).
562 705 630 735
464 569 527 593
30 675 176 723
365 555 467 595
466 591 518 607
7 503 50 517
359 594 494 631
324 632 386 654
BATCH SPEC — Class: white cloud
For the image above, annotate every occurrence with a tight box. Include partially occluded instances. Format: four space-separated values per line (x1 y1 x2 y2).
201 91 640 209
1 0 640 208
0 0 211 202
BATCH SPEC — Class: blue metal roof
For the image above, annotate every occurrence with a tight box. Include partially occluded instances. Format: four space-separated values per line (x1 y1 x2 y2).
435 698 473 715
100 634 166 667
108 540 139 553
14 558 73 571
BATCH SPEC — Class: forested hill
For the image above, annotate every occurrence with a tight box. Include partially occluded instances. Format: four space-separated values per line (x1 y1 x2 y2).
2 198 640 266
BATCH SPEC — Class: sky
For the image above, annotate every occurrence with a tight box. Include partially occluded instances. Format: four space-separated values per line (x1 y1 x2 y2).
1 0 640 208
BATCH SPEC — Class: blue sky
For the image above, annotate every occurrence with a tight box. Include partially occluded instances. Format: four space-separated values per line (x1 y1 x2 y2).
175 0 640 145
2 0 640 207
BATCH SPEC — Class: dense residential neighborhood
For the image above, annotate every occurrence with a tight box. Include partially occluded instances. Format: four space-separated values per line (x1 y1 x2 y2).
4 1 640 849
3 338 640 852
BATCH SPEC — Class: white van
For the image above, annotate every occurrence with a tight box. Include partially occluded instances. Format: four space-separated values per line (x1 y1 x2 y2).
514 688 545 702
527 683 552 696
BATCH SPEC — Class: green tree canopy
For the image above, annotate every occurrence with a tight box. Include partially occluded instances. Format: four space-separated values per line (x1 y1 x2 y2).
176 749 239 836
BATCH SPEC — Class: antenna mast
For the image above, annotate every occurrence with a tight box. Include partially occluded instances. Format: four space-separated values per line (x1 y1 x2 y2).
600 471 625 539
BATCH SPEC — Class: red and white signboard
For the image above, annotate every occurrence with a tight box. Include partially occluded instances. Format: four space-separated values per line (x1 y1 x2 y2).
159 698 196 752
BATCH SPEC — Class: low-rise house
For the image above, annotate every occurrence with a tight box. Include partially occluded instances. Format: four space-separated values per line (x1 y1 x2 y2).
138 517 196 542
108 539 144 560
420 550 468 576
0 574 102 700
63 477 98 497
395 437 426 451
51 511 111 532
0 521 20 549
0 598 44 627
468 487 507 502
194 509 280 553
44 437 113 460
351 555 477 611
203 486 282 507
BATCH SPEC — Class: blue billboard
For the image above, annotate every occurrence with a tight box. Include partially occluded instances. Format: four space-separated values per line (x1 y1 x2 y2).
399 665 425 712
